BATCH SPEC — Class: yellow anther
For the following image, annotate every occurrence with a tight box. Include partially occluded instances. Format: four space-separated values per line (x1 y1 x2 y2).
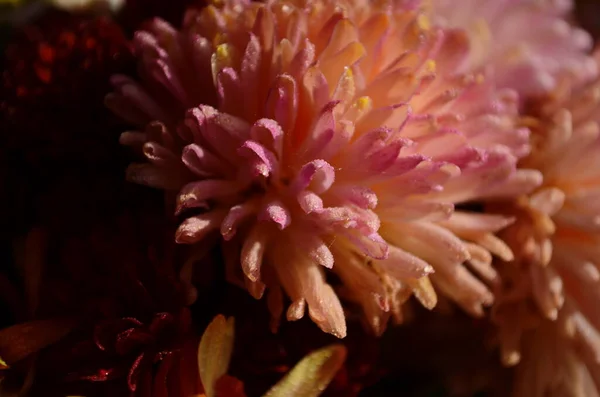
216 43 232 61
357 96 372 110
425 60 436 73
417 14 431 31
473 18 491 43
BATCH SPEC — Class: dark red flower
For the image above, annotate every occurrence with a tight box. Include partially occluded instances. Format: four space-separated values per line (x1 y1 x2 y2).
1 9 134 159
0 204 202 396
0 9 135 235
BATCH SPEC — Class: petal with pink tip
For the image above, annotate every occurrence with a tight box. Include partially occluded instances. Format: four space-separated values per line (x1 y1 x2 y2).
344 127 392 162
377 245 434 280
175 180 240 215
241 223 270 282
297 191 324 214
142 142 179 168
184 107 241 163
181 143 229 178
175 211 226 244
300 234 335 269
342 230 388 260
240 35 261 119
355 104 409 135
217 67 242 115
250 119 284 158
221 202 258 241
365 140 404 173
288 39 315 79
334 186 378 209
258 200 291 230
238 140 279 178
291 160 336 195
265 74 298 134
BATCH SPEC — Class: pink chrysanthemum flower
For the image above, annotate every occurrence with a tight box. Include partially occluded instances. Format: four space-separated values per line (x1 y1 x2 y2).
428 0 597 96
108 0 540 337
490 52 600 394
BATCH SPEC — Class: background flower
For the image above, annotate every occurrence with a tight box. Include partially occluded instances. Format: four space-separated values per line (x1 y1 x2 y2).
428 0 597 96
490 51 600 395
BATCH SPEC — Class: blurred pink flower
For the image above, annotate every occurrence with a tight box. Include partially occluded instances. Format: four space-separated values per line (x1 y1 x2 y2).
512 308 599 397
428 0 597 96
491 52 600 395
109 0 540 337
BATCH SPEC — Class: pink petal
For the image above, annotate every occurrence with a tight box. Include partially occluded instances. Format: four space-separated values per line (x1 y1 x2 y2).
181 143 229 178
185 106 249 164
302 67 331 122
380 154 427 177
221 202 258 241
142 142 179 168
334 186 378 209
297 191 324 214
288 39 316 79
297 101 339 161
342 230 388 260
377 245 434 280
175 180 240 215
352 208 381 236
175 211 225 244
355 103 409 134
307 283 347 338
438 212 515 236
241 35 261 119
265 74 298 134
250 119 284 158
317 207 357 229
217 67 242 114
291 160 336 194
275 257 346 338
300 235 335 269
402 222 471 264
241 223 269 282
345 127 392 162
238 140 279 178
258 200 291 230
365 139 404 173
377 200 453 222
252 7 274 52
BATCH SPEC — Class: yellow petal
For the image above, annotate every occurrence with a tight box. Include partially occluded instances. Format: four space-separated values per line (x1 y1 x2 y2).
262 344 347 397
198 315 235 397
0 318 75 365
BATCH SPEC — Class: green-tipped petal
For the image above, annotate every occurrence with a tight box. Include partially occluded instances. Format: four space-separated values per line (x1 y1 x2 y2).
263 344 347 397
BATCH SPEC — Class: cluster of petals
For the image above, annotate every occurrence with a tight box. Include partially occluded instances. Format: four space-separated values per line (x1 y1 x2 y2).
491 52 600 395
108 0 541 337
428 0 597 96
